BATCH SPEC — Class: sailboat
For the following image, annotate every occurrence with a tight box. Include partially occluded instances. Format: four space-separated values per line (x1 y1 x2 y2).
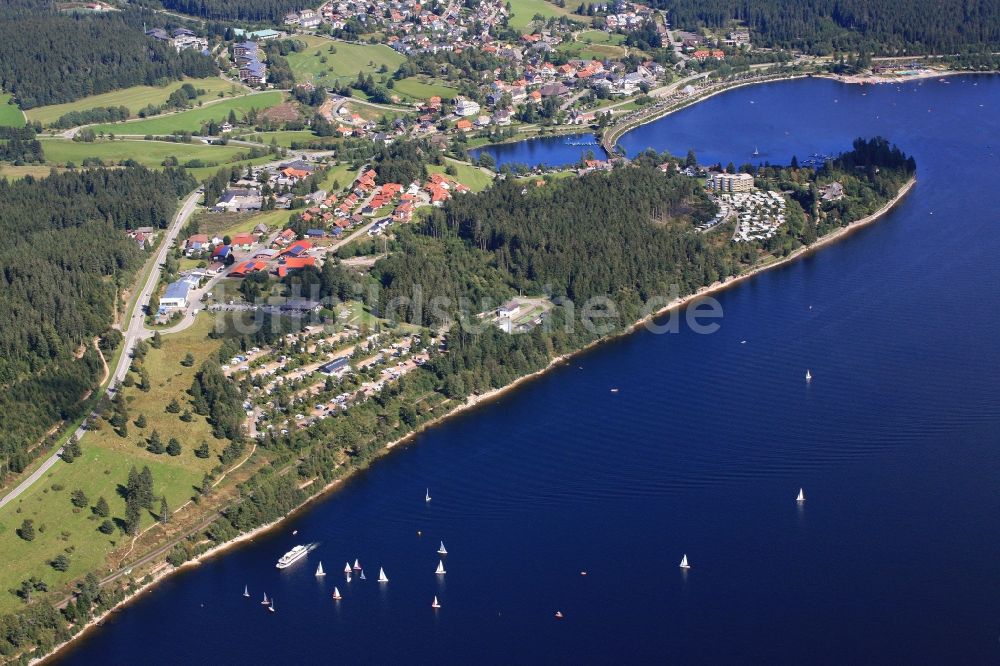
316 562 325 577
425 488 432 502
679 554 691 569
260 593 269 605
332 587 342 600
346 572 352 582
268 599 275 613
359 570 367 580
378 567 389 583
436 560 446 575
753 146 760 157
243 585 250 598
797 488 806 502
353 558 361 571
431 596 441 609
806 369 812 381
344 562 352 574
437 541 448 556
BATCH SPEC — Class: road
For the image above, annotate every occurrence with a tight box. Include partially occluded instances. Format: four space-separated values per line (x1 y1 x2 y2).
0 188 202 511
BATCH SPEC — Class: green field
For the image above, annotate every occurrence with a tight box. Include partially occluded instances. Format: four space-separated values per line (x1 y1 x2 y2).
392 77 459 102
87 92 285 136
0 316 224 612
39 138 254 169
508 0 589 32
556 29 628 59
25 78 242 127
0 93 26 128
320 161 357 192
428 158 495 192
243 130 339 148
285 35 405 86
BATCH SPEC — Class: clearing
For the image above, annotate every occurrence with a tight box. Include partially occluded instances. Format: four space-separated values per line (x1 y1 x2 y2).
87 92 285 136
285 35 404 87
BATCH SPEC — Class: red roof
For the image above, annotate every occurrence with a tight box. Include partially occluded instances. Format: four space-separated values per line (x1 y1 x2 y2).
231 260 268 276
277 256 317 277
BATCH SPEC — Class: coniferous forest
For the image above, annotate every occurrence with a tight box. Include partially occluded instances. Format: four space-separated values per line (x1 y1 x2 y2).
0 167 195 478
152 0 309 22
654 0 1000 55
0 2 216 109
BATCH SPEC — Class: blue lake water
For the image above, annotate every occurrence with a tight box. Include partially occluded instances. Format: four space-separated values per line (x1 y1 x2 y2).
57 76 1000 664
469 131 600 169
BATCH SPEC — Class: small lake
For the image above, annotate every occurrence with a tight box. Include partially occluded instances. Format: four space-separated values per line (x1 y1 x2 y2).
469 132 601 169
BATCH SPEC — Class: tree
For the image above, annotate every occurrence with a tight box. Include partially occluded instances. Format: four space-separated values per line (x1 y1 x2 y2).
195 441 210 458
51 554 70 572
70 489 89 508
62 436 82 463
94 496 110 518
134 414 148 428
166 398 181 413
17 519 36 541
98 520 115 534
150 331 163 349
167 437 182 456
181 352 195 367
685 149 698 168
147 430 165 454
159 497 171 523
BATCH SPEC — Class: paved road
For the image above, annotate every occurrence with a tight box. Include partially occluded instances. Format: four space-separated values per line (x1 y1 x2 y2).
0 189 202 511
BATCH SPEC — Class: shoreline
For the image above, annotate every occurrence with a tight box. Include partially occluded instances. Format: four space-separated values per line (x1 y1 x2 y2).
35 175 916 664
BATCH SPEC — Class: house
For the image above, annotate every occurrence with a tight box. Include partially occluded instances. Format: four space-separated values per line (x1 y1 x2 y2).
185 233 210 255
277 256 317 277
820 181 845 201
318 356 351 377
230 260 268 277
282 239 313 257
212 245 232 261
455 118 473 132
306 228 326 238
160 277 199 310
216 189 262 212
231 233 255 250
498 299 520 318
453 97 481 117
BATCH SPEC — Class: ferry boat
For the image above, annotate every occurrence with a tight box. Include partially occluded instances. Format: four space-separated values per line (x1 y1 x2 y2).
276 544 309 569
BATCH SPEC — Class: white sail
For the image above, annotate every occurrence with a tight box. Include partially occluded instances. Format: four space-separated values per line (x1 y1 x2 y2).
797 488 806 502
346 572 352 582
360 570 366 580
425 488 431 502
436 560 446 575
243 585 249 597
269 599 275 612
316 562 325 577
261 593 269 604
806 369 812 381
431 596 441 609
679 554 690 569
438 541 447 555
378 567 389 583
344 562 352 574
332 587 342 600
353 558 361 570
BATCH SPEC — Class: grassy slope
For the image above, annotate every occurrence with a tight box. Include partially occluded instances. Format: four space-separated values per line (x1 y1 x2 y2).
242 130 338 148
0 316 223 613
25 78 241 127
427 158 495 192
285 35 404 86
0 94 25 128
87 92 284 135
507 0 589 32
39 138 252 169
392 77 459 101
556 29 628 59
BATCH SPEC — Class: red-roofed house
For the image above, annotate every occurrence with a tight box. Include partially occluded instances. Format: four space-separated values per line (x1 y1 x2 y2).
231 233 255 250
277 256 317 277
231 260 268 277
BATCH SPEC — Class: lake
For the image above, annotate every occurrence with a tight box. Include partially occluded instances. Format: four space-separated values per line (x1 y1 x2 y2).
469 131 601 169
56 76 1000 664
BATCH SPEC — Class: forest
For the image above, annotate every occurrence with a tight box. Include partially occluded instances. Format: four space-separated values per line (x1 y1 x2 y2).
0 167 196 480
655 0 1000 54
0 2 216 109
150 0 309 22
